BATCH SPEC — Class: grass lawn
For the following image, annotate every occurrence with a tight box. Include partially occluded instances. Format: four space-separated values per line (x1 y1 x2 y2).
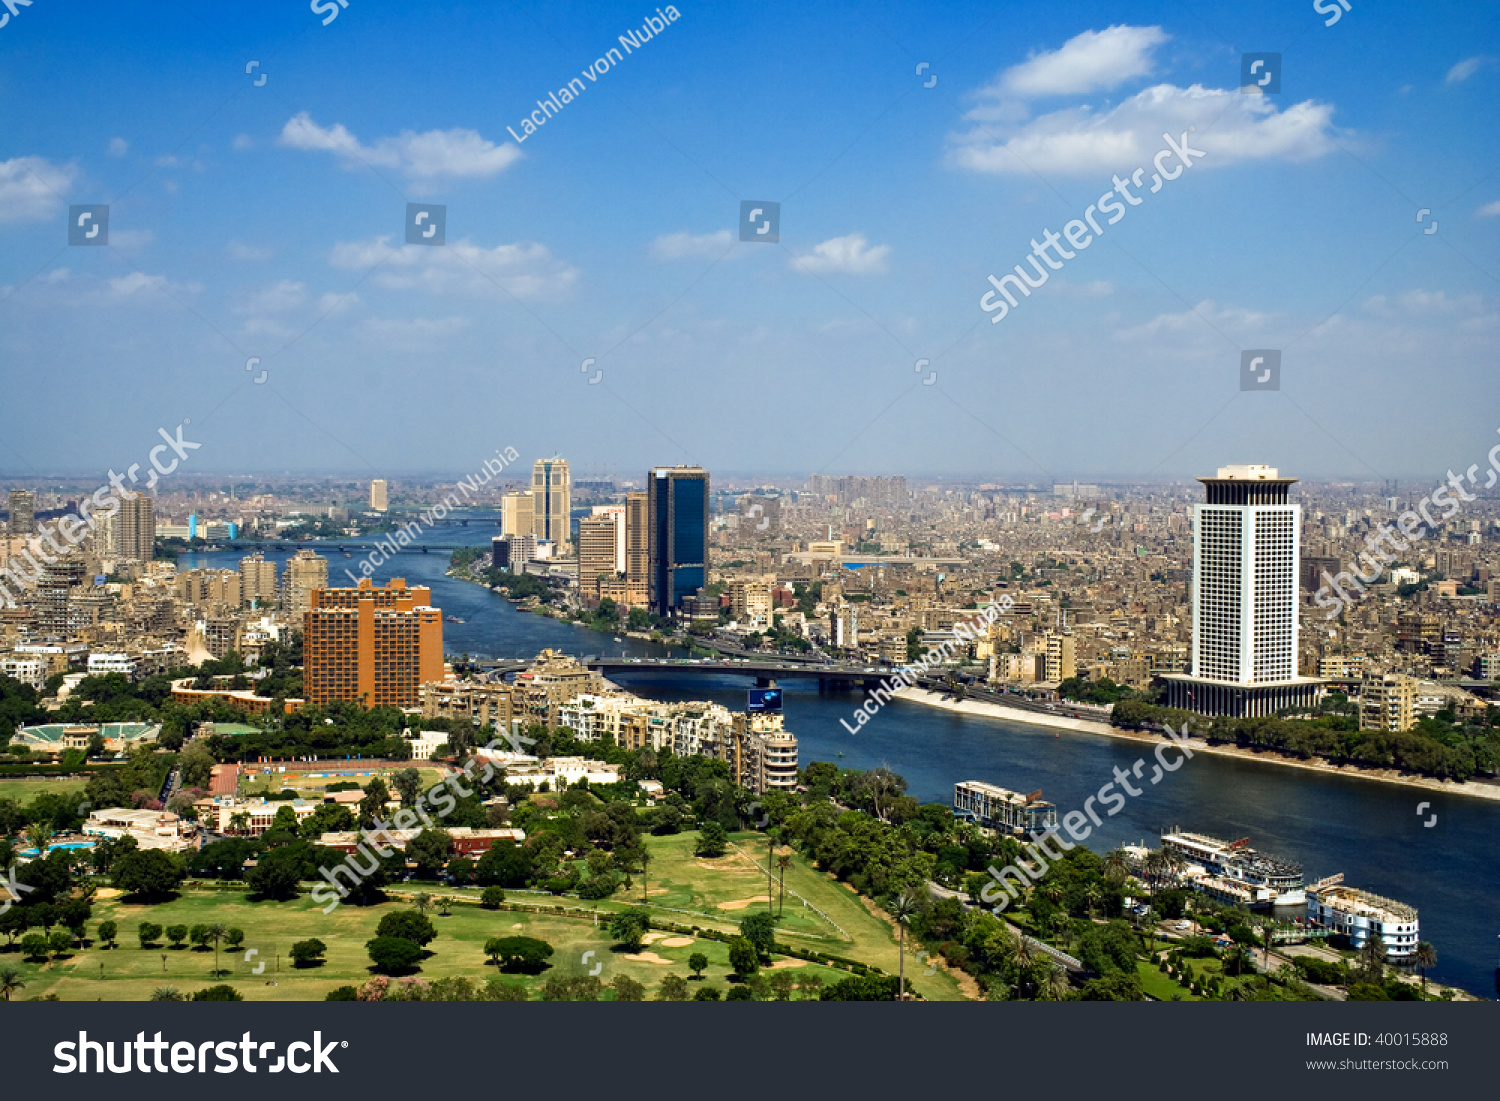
3 827 965 1002
0 776 86 805
240 766 445 799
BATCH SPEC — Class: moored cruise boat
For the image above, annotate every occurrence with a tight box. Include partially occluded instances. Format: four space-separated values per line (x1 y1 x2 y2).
1161 828 1305 907
1304 875 1419 959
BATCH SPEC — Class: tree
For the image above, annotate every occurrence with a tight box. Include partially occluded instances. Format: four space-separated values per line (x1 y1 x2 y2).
165 925 188 949
48 929 72 958
178 741 216 789
225 927 245 951
1414 941 1436 997
740 911 775 961
413 892 433 915
480 886 506 909
694 821 727 858
375 910 437 948
392 768 422 807
0 966 25 1001
608 909 650 952
657 974 691 1001
189 923 210 950
688 952 709 979
611 974 646 1001
1357 935 1388 983
190 984 244 1001
98 920 118 949
112 849 186 901
137 921 163 948
487 936 554 973
726 984 756 1000
207 923 229 976
406 829 452 880
367 936 423 974
290 938 327 968
358 777 391 828
150 986 184 1002
245 846 305 900
776 853 792 917
20 933 49 961
692 985 721 1001
887 888 921 999
728 937 759 978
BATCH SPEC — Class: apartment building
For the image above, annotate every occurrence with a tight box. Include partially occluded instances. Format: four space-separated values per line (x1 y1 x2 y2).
239 552 279 608
116 494 156 561
303 578 444 708
283 549 329 615
1359 672 1415 732
578 512 620 602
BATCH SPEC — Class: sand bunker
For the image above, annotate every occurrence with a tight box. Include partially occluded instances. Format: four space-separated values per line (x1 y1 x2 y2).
770 959 807 969
717 896 771 911
658 936 694 948
623 951 672 965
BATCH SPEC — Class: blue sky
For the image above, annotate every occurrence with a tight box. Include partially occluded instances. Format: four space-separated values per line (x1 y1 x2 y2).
1 0 1496 483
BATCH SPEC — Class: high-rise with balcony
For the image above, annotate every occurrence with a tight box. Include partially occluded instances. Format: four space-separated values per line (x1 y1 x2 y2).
624 491 649 606
577 512 620 602
239 552 279 608
115 495 156 561
303 577 444 708
648 466 709 617
7 489 34 537
283 549 329 615
1164 465 1322 717
531 457 571 549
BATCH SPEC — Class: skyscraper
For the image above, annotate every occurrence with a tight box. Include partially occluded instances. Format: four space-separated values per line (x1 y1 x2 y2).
7 489 34 537
115 495 156 561
578 512 620 602
501 491 535 538
370 479 389 512
1164 464 1322 717
303 577 444 708
625 491 649 599
283 549 329 615
239 552 279 608
531 457 571 549
648 466 709 617
590 504 627 572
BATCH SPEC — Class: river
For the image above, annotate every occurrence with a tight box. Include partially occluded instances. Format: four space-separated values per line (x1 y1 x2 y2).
178 518 1499 997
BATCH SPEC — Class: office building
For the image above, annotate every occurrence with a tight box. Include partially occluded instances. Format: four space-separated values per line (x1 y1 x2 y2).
303 577 444 708
239 552 279 608
501 491 535 538
531 457 571 549
648 466 709 617
578 512 621 602
283 549 329 615
624 491 650 606
1164 465 1322 717
491 533 538 570
7 489 34 537
590 504 627 572
116 495 156 561
370 479 389 512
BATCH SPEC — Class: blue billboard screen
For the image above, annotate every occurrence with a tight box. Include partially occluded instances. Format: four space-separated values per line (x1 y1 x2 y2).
748 688 782 713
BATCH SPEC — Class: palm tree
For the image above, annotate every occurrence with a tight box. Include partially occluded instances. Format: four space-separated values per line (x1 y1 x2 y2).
775 854 791 918
1082 883 1103 920
1040 964 1071 1001
0 966 24 1001
413 892 432 915
1007 935 1037 999
887 888 921 1000
150 986 184 1002
437 897 452 917
1414 941 1436 997
640 849 650 904
1102 849 1129 888
24 822 51 856
229 811 249 836
207 923 228 977
1358 935 1388 983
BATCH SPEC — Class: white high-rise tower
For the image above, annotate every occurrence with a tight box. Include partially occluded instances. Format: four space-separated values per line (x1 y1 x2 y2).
1164 464 1322 717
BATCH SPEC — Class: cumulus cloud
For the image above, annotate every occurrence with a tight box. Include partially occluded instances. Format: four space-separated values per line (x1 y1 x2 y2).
998 25 1168 97
107 272 198 298
1445 56 1489 84
278 113 522 187
108 138 129 157
650 229 734 260
235 280 308 315
329 236 578 300
788 233 890 275
950 83 1340 176
1113 300 1268 342
1475 199 1500 218
0 156 76 223
1362 289 1483 316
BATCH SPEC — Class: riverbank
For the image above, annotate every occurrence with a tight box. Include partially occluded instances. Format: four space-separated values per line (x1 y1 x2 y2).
894 688 1500 804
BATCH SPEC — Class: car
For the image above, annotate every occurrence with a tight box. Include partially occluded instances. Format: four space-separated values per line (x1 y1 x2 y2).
1175 921 1191 930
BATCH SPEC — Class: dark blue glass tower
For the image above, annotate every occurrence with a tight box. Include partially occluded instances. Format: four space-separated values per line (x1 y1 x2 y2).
648 466 709 617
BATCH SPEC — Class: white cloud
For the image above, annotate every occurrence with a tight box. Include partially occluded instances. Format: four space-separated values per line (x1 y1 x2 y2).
361 316 471 345
650 229 734 260
107 229 156 257
278 113 522 187
227 240 274 261
232 134 255 151
1445 56 1488 84
789 233 890 276
997 25 1168 97
0 156 76 223
1362 289 1483 316
1113 299 1268 342
949 83 1340 176
107 272 197 298
328 236 578 300
1476 199 1500 218
235 280 308 315
108 138 129 157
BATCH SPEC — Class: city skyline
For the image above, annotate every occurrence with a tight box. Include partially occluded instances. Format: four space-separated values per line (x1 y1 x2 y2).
0 3 1495 482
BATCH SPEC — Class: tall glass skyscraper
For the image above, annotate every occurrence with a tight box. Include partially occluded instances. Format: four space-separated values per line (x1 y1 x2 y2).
1164 464 1322 717
531 456 571 549
648 466 709 617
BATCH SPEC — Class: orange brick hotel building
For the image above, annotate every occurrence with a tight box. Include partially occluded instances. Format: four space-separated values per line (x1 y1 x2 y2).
303 578 444 708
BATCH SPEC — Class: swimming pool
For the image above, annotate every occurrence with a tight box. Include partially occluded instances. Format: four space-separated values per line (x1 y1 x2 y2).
19 841 96 856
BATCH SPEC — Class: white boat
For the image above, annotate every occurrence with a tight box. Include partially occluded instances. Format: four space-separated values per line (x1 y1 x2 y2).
1162 828 1305 907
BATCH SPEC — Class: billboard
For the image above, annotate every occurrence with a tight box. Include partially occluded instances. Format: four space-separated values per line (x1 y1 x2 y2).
747 688 782 713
